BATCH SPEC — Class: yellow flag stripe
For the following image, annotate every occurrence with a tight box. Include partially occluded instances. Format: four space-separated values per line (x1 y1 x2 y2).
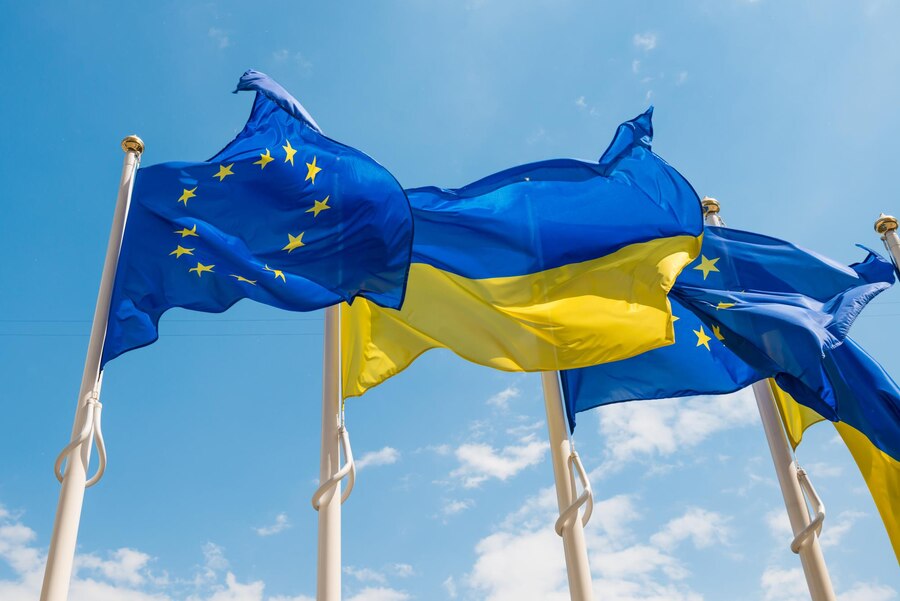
835 421 900 564
769 379 826 449
342 234 700 398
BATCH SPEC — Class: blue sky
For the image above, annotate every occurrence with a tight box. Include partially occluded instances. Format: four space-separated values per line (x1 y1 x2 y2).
1 1 899 600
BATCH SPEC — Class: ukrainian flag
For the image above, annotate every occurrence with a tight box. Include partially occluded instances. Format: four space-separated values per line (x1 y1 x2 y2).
342 108 703 398
769 341 900 564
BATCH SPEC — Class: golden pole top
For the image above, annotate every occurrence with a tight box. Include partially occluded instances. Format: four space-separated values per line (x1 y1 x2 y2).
121 135 144 154
701 196 720 217
875 213 898 236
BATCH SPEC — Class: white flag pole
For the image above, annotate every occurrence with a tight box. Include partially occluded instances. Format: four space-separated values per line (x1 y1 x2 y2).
40 135 143 601
311 304 356 601
542 371 594 601
702 197 835 601
875 214 900 268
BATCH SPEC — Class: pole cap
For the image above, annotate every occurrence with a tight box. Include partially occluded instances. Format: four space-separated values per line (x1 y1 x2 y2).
875 213 898 236
121 135 144 154
701 196 720 216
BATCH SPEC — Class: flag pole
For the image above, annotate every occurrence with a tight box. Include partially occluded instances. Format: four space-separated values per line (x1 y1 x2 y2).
542 372 594 601
40 135 143 601
703 198 835 601
875 214 900 268
314 304 343 601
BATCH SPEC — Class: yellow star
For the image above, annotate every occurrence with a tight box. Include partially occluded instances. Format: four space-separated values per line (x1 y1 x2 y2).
169 245 194 258
306 195 331 217
174 224 199 238
693 255 720 280
213 163 235 181
178 187 197 206
694 325 712 351
254 149 274 169
283 140 297 165
230 274 257 285
672 314 680 322
282 232 306 253
305 156 322 184
716 302 735 310
712 324 725 341
264 264 286 282
189 262 214 277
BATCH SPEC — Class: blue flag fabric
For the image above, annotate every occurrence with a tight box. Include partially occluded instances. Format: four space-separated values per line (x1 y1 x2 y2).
562 226 895 431
101 70 413 366
671 227 895 420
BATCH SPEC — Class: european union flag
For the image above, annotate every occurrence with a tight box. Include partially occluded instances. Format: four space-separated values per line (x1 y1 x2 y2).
562 226 894 431
671 226 894 420
101 70 413 366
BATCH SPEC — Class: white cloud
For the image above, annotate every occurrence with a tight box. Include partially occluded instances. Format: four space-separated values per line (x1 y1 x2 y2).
760 567 809 601
442 499 474 517
676 71 688 85
764 507 793 542
345 588 410 601
633 32 657 51
0 509 316 601
632 59 641 74
465 489 716 601
575 96 587 109
356 447 400 470
801 461 844 478
839 582 897 601
443 575 457 598
820 510 866 549
77 548 152 586
594 389 758 475
391 563 414 578
207 28 230 50
487 385 520 409
451 434 546 488
650 508 731 551
254 513 291 537
344 566 387 585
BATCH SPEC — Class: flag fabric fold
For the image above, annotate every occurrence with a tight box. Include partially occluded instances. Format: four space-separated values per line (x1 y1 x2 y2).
342 108 704 398
101 70 413 366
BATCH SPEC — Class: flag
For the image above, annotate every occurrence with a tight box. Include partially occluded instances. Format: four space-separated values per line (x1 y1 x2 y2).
101 70 413 366
560 297 760 431
341 108 703 398
561 226 892 430
769 344 900 564
671 227 894 421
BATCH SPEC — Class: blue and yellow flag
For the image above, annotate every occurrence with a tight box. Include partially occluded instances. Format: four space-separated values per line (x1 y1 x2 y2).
341 108 703 398
101 70 413 366
774 341 900 563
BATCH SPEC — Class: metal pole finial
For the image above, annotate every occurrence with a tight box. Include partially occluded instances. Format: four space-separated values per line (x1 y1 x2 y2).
121 135 144 154
701 196 720 216
875 214 898 237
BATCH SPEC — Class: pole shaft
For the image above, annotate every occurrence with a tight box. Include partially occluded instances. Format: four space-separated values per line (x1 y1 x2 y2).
752 382 835 601
316 305 341 601
703 200 834 600
882 229 900 269
541 372 594 601
40 141 142 601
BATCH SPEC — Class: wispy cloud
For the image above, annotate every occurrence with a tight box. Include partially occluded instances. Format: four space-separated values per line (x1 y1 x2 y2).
356 446 400 470
441 498 475 517
208 27 230 50
633 32 657 51
272 49 313 76
487 385 520 409
451 434 546 488
254 513 291 537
